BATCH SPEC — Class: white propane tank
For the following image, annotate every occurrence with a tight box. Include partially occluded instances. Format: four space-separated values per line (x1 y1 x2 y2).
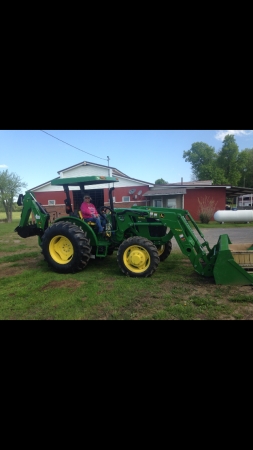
214 210 253 223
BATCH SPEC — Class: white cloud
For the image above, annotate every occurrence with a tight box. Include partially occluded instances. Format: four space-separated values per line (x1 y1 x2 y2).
215 130 253 141
0 164 8 168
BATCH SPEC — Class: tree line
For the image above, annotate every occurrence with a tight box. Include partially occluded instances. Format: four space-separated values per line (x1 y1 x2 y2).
155 134 253 188
183 134 253 187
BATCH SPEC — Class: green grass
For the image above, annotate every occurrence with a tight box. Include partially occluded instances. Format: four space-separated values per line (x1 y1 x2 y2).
1 220 253 320
228 294 253 303
0 212 23 221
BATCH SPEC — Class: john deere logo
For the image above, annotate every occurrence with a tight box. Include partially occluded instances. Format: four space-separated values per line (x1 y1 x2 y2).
160 213 164 218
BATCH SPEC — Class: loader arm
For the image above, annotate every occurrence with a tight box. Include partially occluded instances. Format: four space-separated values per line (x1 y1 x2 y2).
131 207 215 277
131 205 253 285
164 211 215 276
113 205 213 276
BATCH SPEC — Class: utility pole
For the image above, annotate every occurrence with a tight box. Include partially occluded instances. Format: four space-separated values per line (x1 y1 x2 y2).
107 156 110 198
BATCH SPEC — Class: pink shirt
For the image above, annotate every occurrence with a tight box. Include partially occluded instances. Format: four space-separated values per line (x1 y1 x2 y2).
80 202 98 219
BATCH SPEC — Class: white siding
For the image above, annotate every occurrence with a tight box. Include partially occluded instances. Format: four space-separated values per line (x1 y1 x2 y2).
32 183 63 192
31 164 152 192
115 177 146 187
63 165 109 178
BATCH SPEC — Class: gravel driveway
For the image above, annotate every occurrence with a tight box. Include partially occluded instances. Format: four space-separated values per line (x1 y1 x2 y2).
171 227 253 251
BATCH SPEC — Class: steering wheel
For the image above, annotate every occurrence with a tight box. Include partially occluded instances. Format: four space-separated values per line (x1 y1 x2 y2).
99 206 114 214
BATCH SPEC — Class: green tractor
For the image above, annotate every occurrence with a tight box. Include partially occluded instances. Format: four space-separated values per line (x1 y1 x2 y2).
15 176 253 285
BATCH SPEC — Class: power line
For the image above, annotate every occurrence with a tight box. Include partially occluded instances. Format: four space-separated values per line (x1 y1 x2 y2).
40 130 107 161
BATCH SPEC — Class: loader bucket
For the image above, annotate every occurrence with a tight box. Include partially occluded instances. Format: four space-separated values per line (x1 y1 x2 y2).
212 234 253 285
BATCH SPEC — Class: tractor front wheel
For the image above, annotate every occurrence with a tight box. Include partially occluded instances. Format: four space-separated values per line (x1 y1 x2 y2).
157 241 172 262
41 221 92 273
117 236 160 277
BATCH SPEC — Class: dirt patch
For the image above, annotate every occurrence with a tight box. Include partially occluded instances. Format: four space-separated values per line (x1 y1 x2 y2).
0 257 43 278
97 279 115 294
41 280 84 291
160 278 253 299
0 264 24 278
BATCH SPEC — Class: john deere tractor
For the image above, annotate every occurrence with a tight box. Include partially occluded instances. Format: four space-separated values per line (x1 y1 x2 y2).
15 175 253 285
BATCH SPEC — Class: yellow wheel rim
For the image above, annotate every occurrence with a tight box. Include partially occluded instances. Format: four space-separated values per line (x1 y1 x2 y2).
49 235 74 264
157 245 165 256
123 244 151 273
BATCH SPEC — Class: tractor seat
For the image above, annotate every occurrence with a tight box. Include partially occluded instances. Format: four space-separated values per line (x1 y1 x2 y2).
78 211 96 226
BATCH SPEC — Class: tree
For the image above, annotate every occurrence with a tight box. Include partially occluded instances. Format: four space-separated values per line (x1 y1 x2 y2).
0 170 27 222
216 135 242 185
210 167 229 185
183 136 251 186
155 178 168 185
237 148 253 187
183 142 217 181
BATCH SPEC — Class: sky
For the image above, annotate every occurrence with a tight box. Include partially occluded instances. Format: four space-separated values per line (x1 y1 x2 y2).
1 129 253 191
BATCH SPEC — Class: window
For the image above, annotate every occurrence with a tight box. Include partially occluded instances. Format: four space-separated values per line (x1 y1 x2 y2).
122 196 130 202
167 198 177 208
48 200 56 205
153 199 162 207
239 195 252 207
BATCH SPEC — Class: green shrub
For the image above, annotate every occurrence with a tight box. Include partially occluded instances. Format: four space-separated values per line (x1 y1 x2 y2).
199 213 210 224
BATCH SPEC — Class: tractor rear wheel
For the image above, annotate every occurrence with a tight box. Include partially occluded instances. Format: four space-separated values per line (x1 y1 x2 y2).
41 221 92 273
117 236 160 277
157 241 172 262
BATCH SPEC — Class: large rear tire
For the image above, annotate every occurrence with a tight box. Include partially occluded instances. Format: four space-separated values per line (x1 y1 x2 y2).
157 241 172 262
117 236 160 277
41 221 92 273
